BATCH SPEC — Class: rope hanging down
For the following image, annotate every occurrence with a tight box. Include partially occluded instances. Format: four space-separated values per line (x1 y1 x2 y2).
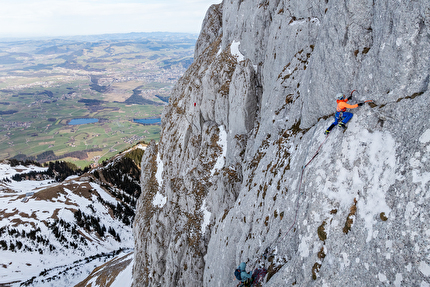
278 133 330 242
257 90 374 262
273 93 373 246
260 130 331 261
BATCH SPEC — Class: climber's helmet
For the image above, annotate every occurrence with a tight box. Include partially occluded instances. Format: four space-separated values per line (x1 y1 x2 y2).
335 93 345 101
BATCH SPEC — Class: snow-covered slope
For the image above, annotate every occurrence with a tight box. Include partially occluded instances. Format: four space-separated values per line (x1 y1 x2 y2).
133 0 429 286
75 251 133 287
0 152 141 286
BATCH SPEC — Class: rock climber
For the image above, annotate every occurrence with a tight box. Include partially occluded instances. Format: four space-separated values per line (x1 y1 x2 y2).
234 262 253 286
324 93 364 135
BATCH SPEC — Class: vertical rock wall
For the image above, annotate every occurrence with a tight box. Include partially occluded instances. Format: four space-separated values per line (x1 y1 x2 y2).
134 1 430 286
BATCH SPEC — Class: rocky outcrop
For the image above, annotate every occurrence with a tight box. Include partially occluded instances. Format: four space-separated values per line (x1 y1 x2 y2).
133 1 430 286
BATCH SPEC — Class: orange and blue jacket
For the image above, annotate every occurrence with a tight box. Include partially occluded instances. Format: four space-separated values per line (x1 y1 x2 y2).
336 99 358 112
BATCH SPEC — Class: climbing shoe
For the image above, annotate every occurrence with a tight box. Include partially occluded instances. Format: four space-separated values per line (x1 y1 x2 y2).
324 129 330 135
338 122 346 128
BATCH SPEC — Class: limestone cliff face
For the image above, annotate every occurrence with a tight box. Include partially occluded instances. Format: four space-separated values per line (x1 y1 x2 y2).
133 1 430 286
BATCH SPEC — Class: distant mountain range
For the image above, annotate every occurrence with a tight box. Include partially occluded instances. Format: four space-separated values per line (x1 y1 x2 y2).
0 32 198 43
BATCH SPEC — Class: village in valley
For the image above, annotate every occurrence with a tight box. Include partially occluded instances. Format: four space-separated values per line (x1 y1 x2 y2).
0 32 196 168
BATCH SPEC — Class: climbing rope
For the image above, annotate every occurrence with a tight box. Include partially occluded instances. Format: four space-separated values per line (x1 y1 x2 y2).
274 93 374 244
277 132 330 242
258 127 331 262
253 90 375 266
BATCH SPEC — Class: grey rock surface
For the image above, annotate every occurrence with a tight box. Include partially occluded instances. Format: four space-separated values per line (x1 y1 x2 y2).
133 0 430 286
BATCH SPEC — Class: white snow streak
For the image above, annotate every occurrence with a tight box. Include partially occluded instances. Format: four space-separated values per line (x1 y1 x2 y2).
152 152 167 208
89 182 117 204
211 125 227 176
231 41 244 62
200 200 211 234
155 152 164 187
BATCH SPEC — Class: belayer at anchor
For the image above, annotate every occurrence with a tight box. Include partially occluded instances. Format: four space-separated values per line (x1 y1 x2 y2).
324 92 365 135
234 262 253 286
234 262 267 286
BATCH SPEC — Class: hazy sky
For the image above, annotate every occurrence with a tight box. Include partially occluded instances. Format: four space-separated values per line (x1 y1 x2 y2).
0 0 222 38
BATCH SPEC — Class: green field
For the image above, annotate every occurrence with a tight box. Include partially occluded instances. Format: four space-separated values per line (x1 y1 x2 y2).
0 33 195 167
0 83 163 167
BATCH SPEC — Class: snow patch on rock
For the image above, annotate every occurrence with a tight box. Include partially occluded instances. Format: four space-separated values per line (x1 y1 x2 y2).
210 125 227 176
152 153 166 208
231 41 244 62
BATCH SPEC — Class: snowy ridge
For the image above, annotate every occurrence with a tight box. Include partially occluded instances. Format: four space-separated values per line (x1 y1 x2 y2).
0 148 142 286
75 251 133 287
0 174 133 286
0 163 47 179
